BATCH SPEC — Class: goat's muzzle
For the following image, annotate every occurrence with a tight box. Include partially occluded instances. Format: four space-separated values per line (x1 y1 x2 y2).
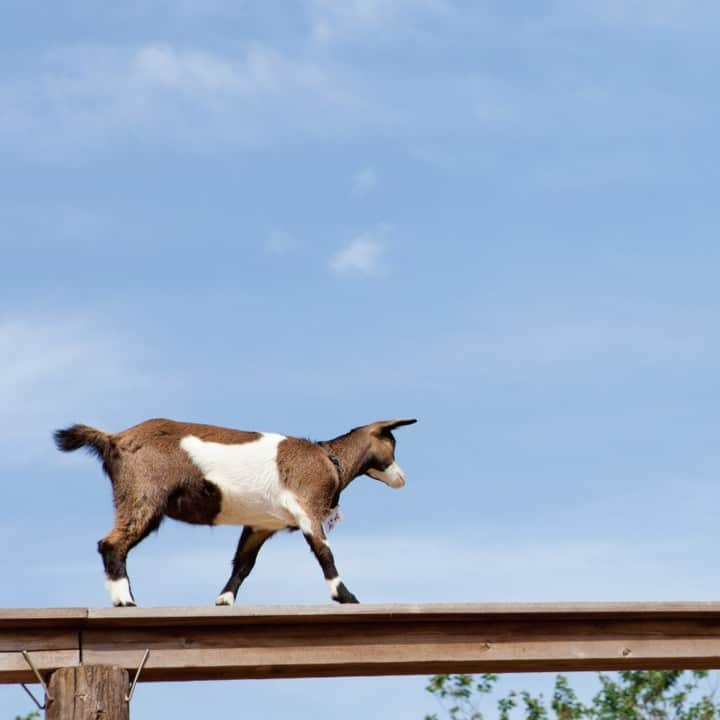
367 462 406 489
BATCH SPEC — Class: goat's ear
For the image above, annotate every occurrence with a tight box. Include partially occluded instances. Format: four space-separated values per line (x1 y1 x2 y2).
370 418 417 434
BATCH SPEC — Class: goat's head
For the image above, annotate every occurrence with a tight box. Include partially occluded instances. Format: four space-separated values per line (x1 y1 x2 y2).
362 418 417 489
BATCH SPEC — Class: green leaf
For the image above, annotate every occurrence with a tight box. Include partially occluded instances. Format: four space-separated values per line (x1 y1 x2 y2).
423 670 720 720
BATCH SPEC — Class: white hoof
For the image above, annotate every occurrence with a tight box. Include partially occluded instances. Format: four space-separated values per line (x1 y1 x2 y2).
106 578 134 607
215 591 235 606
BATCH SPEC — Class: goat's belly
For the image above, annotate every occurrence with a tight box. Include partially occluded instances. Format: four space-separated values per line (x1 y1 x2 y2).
213 486 294 529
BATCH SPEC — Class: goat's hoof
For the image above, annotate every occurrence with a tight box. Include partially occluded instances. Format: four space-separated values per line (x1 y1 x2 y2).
215 592 235 606
114 601 136 608
333 583 359 604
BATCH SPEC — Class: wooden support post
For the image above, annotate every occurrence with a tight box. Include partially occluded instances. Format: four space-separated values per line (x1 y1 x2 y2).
45 666 129 720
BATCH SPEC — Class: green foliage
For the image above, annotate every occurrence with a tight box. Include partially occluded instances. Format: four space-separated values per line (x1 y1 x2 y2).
15 712 40 720
424 673 498 720
425 671 720 720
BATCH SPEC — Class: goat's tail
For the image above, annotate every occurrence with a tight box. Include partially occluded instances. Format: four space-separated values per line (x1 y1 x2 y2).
54 424 113 465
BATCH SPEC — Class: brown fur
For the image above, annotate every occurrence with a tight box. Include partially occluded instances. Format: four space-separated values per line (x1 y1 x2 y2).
54 416 417 606
276 437 340 523
111 420 261 526
320 419 407 487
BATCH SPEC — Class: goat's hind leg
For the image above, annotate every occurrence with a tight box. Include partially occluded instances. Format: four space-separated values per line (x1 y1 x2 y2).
216 526 275 606
98 509 162 607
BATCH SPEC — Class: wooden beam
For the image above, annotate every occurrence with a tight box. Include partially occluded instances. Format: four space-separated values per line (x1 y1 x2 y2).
2 603 720 684
0 609 84 684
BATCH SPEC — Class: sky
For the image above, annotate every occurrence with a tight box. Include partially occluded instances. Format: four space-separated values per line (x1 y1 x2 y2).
2 0 720 717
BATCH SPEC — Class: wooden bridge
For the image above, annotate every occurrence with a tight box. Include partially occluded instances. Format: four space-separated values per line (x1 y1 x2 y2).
3 603 720 718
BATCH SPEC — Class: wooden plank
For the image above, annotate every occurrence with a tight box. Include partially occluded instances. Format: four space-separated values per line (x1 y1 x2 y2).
0 628 80 653
2 602 719 628
0 626 81 684
0 608 87 629
2 603 720 684
0 649 81 684
85 602 720 625
0 616 82 683
81 606 720 681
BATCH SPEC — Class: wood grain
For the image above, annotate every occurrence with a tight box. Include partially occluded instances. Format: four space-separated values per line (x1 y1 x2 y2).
46 665 129 720
1 603 720 684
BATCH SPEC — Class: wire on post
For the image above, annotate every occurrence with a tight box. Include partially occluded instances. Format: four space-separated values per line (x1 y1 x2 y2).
126 648 150 703
20 649 52 710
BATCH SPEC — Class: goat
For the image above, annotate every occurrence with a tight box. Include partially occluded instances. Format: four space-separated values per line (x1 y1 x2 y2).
54 417 417 607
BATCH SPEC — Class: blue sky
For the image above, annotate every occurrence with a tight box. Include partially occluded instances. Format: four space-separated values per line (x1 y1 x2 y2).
2 0 720 717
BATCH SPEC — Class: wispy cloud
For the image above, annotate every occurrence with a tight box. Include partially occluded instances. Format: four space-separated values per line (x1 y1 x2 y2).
0 314 166 464
2 33 687 161
329 225 389 275
309 0 449 45
351 166 377 196
1 43 390 151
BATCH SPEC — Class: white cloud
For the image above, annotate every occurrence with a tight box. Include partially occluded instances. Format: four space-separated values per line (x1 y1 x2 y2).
351 166 377 196
0 9 698 161
1 43 390 151
329 226 389 275
41 43 306 102
265 229 298 255
309 0 448 44
0 314 165 465
132 44 238 92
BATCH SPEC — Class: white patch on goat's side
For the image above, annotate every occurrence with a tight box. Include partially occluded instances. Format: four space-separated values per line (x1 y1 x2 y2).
105 578 133 606
327 577 342 597
180 433 296 529
367 461 406 489
215 591 235 606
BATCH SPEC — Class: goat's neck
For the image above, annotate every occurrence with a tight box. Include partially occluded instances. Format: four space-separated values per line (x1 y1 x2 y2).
320 430 372 490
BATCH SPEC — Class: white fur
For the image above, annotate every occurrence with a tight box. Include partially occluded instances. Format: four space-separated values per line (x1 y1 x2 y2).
326 577 342 597
367 461 406 489
215 591 235 606
281 492 314 534
106 578 133 606
180 433 300 529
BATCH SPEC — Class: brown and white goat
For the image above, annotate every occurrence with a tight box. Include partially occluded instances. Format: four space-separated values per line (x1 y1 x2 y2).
54 417 416 607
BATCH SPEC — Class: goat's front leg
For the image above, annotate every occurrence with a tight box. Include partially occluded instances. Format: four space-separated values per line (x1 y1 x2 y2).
216 526 275 606
303 526 359 604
